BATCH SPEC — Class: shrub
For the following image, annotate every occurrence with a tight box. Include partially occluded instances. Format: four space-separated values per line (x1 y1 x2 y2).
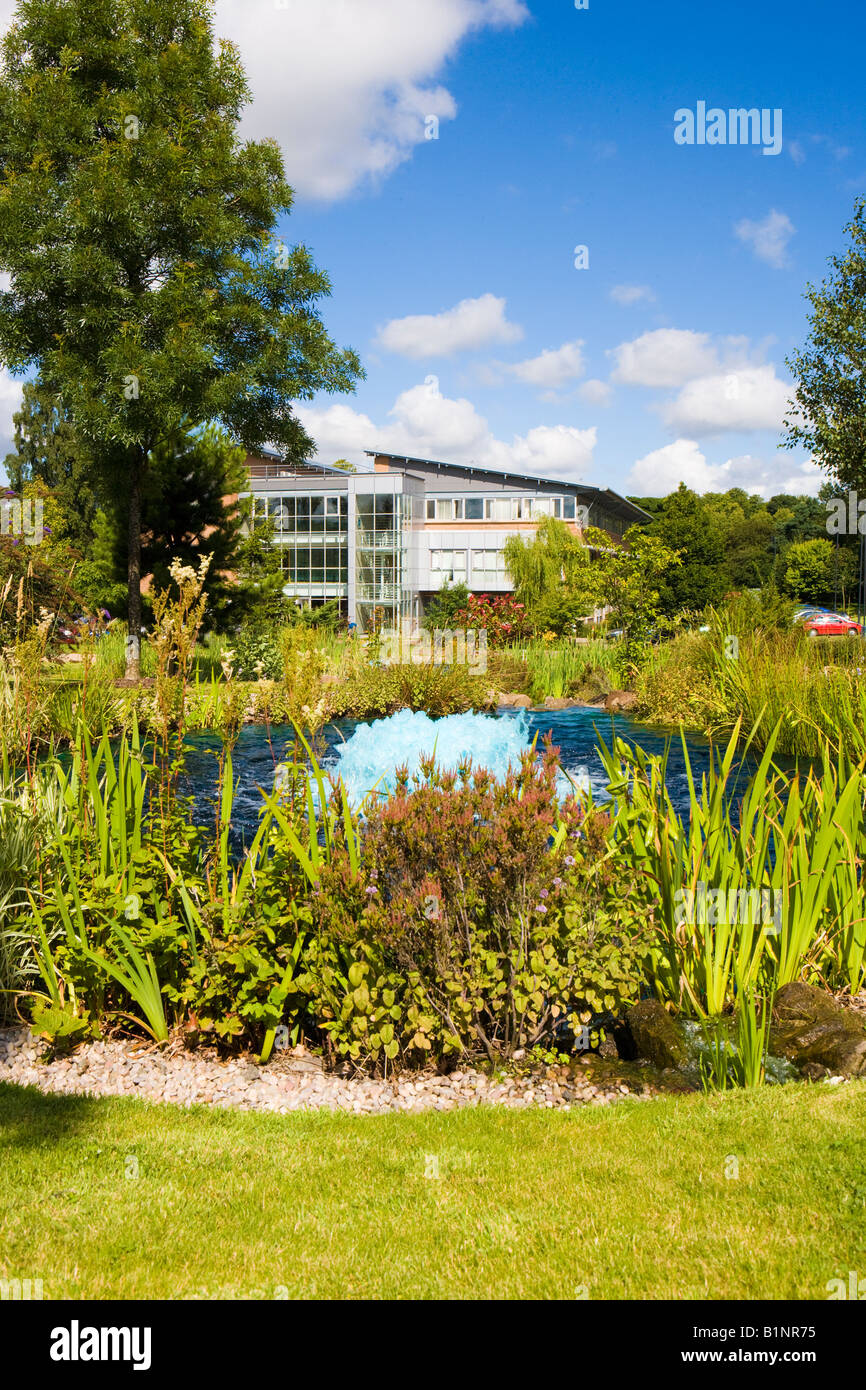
302 747 651 1065
233 629 282 681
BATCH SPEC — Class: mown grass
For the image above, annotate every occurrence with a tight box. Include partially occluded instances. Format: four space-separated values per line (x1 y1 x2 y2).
1 1079 864 1300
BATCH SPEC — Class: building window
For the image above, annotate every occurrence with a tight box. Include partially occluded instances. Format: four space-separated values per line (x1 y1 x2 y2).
430 549 467 581
470 549 507 582
427 498 464 521
563 497 576 520
279 540 348 587
421 494 567 523
485 497 512 522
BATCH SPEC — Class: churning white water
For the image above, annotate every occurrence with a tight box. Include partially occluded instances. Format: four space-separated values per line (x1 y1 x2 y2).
323 708 591 807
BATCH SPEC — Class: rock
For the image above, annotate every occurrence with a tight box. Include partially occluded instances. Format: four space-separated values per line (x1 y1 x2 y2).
542 696 572 710
603 690 638 713
770 983 866 1077
498 692 532 709
625 999 688 1070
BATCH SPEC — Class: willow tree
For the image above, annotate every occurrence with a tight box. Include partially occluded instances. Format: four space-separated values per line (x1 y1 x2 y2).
0 0 361 677
503 517 602 633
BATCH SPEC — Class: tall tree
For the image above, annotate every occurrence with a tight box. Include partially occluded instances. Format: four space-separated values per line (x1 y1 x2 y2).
784 199 866 491
0 0 362 677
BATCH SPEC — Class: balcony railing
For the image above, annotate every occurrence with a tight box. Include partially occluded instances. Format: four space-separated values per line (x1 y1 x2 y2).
356 583 403 602
356 530 401 550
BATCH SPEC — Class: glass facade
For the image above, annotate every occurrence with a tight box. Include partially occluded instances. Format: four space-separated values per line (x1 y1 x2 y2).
355 490 412 630
257 494 349 600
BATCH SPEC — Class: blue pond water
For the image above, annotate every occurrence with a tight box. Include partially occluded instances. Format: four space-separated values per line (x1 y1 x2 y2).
179 705 760 845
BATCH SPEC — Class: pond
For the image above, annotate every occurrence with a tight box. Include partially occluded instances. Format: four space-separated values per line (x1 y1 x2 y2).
178 704 761 844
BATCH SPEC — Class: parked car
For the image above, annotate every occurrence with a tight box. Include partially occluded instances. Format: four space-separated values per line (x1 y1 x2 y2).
802 612 863 637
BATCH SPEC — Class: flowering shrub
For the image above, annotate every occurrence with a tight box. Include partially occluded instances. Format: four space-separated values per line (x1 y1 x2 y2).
301 745 652 1065
452 593 532 647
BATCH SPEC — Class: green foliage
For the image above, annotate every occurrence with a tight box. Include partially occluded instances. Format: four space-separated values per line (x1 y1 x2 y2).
594 721 866 1012
784 197 866 491
636 620 866 759
422 580 470 632
3 378 98 555
329 661 493 720
518 638 625 701
297 748 651 1066
595 527 682 670
698 981 771 1093
232 629 282 681
648 485 728 613
0 0 362 674
504 517 599 634
783 537 856 607
29 999 96 1051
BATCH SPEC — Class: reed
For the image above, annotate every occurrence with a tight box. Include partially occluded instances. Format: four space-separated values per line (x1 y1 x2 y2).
594 719 866 1013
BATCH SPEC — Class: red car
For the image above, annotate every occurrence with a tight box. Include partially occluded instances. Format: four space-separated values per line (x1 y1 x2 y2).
804 613 863 637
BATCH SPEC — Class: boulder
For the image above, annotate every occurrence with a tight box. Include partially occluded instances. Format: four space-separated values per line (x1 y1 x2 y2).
497 691 532 708
624 999 688 1070
542 696 572 710
770 982 866 1077
603 690 638 713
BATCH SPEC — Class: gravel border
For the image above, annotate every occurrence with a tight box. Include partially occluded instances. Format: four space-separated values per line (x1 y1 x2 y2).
0 1028 652 1116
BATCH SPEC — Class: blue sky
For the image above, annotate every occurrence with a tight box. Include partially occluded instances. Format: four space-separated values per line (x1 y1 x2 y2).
262 0 866 497
3 0 865 498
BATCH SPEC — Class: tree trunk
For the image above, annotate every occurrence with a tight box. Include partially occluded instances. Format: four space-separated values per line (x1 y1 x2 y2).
125 456 143 681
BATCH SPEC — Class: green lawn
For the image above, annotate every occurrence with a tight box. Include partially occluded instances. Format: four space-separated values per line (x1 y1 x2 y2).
1 1079 864 1300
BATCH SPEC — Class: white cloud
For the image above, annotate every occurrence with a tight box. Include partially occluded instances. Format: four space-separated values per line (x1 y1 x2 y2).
626 439 824 498
506 340 585 390
376 293 522 359
0 0 528 202
609 284 655 306
627 440 720 494
0 367 23 471
297 377 597 482
788 140 806 166
734 210 795 269
578 378 613 406
610 329 720 387
213 0 529 201
661 365 794 436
